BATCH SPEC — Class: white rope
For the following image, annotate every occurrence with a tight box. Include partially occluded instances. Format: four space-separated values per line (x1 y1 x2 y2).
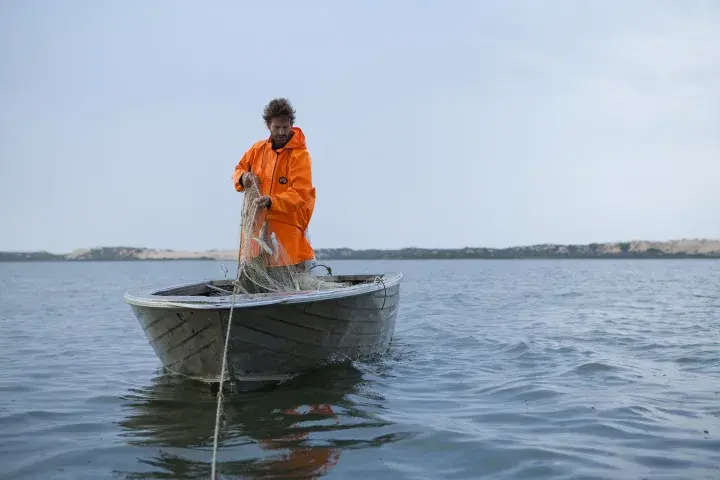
209 280 240 479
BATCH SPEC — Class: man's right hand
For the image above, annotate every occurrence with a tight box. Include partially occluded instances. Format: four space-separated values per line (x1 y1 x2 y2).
241 172 259 189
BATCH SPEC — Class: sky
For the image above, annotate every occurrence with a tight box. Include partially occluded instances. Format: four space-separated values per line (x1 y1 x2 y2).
1 0 719 253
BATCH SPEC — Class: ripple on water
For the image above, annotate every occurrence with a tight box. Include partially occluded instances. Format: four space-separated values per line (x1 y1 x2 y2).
570 361 619 375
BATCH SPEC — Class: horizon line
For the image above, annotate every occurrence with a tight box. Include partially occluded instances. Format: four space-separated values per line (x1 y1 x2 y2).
3 237 720 255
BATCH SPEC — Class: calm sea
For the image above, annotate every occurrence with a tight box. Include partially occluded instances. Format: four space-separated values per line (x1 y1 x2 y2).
1 259 718 479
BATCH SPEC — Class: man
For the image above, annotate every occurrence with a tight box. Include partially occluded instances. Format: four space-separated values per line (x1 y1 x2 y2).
232 98 316 271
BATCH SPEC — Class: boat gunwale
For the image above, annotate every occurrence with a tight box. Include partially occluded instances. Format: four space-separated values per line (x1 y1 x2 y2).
123 272 403 310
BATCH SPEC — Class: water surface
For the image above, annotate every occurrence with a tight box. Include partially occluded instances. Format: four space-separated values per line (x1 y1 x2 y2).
1 259 718 479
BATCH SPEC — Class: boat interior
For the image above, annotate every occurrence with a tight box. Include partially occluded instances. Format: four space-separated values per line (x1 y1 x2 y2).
152 274 383 298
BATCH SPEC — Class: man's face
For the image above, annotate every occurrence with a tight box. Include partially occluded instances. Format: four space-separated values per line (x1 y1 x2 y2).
268 116 292 147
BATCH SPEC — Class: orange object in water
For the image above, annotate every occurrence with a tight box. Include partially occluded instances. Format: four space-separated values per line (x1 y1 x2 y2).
257 404 341 478
232 126 316 267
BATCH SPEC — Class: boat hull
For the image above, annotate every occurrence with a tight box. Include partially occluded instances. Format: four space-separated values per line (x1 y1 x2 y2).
125 273 401 383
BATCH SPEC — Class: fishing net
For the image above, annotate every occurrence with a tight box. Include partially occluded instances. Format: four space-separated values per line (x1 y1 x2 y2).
232 179 345 294
211 175 358 477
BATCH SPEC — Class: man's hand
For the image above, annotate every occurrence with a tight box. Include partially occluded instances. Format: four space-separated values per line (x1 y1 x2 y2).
254 195 271 210
241 172 259 190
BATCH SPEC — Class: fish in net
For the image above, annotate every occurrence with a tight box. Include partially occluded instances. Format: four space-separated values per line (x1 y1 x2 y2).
232 180 346 295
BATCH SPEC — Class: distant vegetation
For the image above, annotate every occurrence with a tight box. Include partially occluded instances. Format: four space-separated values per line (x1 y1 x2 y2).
1 239 719 261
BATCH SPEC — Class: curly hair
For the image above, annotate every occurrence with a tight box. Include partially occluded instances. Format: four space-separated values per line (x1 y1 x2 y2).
262 98 296 126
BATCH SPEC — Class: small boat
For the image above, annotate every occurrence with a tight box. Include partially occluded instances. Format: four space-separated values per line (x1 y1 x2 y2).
123 272 402 387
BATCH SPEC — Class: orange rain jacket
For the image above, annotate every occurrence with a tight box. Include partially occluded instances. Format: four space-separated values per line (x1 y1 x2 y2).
232 127 316 266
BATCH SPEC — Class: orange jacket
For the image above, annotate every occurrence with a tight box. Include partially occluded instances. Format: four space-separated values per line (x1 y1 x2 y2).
232 127 316 266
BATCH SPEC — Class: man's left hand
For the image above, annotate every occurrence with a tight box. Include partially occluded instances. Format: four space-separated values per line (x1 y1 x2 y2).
254 196 271 210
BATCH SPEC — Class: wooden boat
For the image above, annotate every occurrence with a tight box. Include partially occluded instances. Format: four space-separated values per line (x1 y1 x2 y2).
123 272 402 386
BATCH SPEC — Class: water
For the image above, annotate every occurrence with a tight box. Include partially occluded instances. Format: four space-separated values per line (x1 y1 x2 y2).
1 259 719 479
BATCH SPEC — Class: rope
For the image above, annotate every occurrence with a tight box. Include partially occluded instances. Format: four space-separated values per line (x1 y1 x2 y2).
209 180 261 478
209 278 241 479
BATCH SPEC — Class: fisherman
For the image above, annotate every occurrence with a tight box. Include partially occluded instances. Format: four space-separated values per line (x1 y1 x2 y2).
232 98 316 272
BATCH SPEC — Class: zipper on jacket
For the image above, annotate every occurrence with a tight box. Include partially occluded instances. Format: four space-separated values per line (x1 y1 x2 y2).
269 148 293 197
269 149 279 197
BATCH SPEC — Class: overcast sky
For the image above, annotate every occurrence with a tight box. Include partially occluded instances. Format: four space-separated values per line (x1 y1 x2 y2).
1 0 718 253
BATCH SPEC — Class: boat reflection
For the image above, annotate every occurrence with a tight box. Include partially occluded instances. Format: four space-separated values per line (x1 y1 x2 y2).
115 363 395 479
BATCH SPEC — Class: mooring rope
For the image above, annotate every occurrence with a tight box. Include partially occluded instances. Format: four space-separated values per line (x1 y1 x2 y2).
209 279 240 479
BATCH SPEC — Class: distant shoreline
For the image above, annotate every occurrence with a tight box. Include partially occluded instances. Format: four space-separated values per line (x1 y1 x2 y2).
2 239 719 261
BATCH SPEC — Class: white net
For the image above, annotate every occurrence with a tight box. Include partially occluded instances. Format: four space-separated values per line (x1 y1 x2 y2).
211 176 350 478
232 179 345 294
